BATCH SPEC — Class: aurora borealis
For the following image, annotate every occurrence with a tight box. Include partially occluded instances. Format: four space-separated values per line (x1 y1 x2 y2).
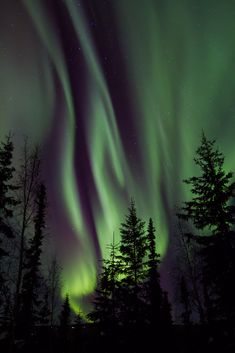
1 0 235 314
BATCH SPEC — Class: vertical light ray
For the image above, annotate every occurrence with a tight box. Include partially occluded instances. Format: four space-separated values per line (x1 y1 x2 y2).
65 0 135 258
23 0 97 310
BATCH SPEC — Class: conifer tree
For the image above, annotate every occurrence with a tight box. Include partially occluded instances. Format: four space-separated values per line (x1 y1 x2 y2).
0 135 17 305
119 200 146 325
59 294 71 350
145 218 162 325
47 256 61 326
178 132 235 323
119 200 146 287
60 294 71 328
74 310 83 328
89 237 120 331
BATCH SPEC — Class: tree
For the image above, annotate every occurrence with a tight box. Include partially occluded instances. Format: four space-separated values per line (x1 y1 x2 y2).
18 183 47 335
145 218 162 325
144 218 172 350
59 294 71 350
0 134 17 309
119 200 147 328
178 132 235 324
176 220 205 324
119 200 146 286
47 255 61 326
161 291 172 326
74 310 83 328
38 291 51 325
180 276 191 325
60 294 71 328
14 141 41 325
89 236 121 330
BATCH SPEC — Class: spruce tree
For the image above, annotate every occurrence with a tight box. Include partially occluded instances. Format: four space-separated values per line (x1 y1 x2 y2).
60 294 71 328
89 237 120 331
74 311 83 328
59 294 71 350
178 132 235 323
119 200 146 287
119 200 146 326
0 135 17 303
145 218 162 325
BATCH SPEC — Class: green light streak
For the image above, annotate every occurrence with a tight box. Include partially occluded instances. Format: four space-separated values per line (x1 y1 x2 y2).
23 0 97 311
65 0 131 256
65 1 169 261
114 0 235 203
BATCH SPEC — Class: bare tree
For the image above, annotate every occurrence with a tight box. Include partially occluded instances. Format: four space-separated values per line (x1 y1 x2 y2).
176 220 205 324
14 139 40 314
8 139 42 349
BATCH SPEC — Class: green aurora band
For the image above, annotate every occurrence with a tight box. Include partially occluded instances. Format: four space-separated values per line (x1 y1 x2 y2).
1 0 235 313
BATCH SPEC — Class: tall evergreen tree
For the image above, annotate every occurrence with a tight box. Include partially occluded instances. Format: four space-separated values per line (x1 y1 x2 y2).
89 236 121 330
0 134 17 309
59 294 71 351
19 183 47 334
60 294 71 328
74 310 83 328
145 218 162 325
178 132 235 324
119 200 146 326
119 200 146 287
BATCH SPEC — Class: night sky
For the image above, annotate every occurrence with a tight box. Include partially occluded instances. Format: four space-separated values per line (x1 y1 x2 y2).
1 0 235 314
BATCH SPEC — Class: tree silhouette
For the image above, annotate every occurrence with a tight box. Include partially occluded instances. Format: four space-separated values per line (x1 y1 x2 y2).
89 235 121 333
47 255 61 326
180 276 191 325
0 135 17 310
145 218 162 325
74 310 83 328
178 132 235 325
13 142 41 330
119 199 147 328
38 291 50 325
120 199 146 287
19 183 47 336
60 294 71 328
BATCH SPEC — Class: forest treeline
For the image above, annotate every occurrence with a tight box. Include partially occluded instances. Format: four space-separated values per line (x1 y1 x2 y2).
0 132 235 353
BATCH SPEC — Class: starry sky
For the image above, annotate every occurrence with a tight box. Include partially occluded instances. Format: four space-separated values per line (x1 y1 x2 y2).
1 0 235 313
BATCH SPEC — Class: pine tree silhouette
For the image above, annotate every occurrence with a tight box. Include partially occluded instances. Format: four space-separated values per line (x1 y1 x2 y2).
0 134 17 308
60 294 71 329
178 132 235 325
119 199 147 328
89 235 120 333
145 218 162 325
